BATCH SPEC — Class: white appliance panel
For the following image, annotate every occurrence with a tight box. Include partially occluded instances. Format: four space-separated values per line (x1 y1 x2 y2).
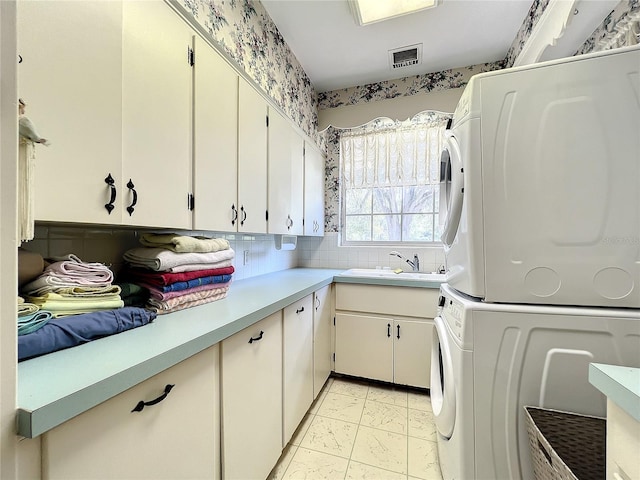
442 45 640 307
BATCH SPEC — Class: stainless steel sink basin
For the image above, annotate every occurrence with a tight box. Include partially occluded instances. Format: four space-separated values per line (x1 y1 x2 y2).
339 268 446 282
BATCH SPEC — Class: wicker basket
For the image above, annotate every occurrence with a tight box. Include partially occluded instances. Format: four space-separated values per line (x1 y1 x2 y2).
524 406 606 480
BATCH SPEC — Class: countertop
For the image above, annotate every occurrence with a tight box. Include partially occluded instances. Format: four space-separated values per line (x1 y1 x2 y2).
589 363 640 421
18 267 444 438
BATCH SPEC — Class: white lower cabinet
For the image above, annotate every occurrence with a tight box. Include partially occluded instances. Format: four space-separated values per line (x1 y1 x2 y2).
334 284 437 389
41 345 220 480
335 312 394 383
283 295 314 445
221 312 282 480
313 284 332 398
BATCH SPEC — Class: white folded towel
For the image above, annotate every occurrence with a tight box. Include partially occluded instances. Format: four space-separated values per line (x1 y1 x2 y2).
123 247 235 272
139 234 230 253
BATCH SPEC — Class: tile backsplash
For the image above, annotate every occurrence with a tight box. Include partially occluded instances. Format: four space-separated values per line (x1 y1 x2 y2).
298 232 445 273
22 226 445 281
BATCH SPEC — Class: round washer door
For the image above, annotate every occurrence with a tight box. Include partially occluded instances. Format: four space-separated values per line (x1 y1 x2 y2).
430 315 456 439
439 133 464 247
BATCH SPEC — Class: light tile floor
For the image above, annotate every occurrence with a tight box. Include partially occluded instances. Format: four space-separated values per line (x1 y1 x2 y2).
269 376 443 480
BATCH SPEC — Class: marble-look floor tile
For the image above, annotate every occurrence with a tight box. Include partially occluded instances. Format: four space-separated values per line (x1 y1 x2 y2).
351 425 408 474
329 378 369 399
346 460 408 480
291 413 315 446
408 437 441 480
317 392 366 423
309 378 333 415
268 444 298 480
299 415 358 458
408 408 437 441
367 385 409 407
281 447 349 480
408 391 432 412
360 400 408 434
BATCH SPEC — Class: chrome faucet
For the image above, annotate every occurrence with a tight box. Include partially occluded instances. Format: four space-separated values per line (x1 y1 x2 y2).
389 251 420 272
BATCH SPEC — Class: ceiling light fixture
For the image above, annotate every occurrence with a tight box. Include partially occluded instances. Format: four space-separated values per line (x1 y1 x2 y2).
349 0 439 26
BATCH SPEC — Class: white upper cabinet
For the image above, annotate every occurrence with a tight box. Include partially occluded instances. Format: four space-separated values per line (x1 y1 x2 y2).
238 79 268 234
192 35 239 232
122 1 193 229
303 141 325 236
268 108 304 235
18 0 124 224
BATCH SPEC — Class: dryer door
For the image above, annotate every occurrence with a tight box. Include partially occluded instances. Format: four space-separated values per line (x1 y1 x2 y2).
439 132 464 247
431 316 456 439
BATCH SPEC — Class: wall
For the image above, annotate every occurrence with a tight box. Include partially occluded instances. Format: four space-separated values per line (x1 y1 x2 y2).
23 225 298 282
174 0 317 138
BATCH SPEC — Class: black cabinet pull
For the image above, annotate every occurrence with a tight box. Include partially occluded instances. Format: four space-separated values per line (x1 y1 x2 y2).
104 174 116 214
131 384 174 413
126 179 138 216
248 330 264 344
315 297 320 310
287 215 293 230
387 323 391 337
240 205 247 226
296 306 304 314
231 204 238 225
397 324 401 339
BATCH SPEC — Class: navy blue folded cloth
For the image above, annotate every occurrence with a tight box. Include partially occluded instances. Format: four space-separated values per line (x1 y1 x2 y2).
18 307 156 361
160 273 232 293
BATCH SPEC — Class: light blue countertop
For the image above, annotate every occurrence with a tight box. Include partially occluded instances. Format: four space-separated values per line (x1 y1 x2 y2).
18 267 443 438
17 268 343 438
589 363 640 421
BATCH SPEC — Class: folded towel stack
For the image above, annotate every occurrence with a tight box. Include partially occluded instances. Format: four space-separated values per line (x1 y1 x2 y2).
20 255 123 321
121 233 235 314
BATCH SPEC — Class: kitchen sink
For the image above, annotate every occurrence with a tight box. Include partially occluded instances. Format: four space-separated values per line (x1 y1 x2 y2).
339 268 446 282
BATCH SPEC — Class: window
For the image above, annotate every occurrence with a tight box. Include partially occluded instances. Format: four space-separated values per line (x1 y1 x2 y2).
340 111 450 244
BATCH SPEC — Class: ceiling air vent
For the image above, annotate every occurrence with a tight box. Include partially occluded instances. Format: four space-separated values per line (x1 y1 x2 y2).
389 44 422 69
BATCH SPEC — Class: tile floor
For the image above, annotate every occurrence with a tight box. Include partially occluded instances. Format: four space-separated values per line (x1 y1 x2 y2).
268 376 443 480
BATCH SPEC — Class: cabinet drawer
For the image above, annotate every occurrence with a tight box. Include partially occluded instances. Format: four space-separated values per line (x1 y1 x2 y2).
336 284 439 318
42 346 219 480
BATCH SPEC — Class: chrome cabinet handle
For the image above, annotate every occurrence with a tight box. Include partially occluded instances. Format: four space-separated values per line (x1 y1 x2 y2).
131 384 175 412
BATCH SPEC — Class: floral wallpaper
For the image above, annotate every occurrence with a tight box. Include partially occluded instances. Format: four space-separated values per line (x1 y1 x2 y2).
175 0 318 137
504 0 551 68
576 0 639 54
317 61 505 110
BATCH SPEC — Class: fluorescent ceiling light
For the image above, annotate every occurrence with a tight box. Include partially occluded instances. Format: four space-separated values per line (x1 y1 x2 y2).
350 0 439 26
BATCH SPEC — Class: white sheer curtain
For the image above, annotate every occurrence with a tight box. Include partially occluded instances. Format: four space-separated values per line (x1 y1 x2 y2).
340 111 450 189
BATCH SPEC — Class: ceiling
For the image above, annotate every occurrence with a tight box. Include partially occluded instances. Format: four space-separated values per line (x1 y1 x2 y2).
260 0 535 92
261 0 621 93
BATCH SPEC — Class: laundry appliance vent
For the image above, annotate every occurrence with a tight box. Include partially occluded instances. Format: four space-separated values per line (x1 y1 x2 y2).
389 44 422 69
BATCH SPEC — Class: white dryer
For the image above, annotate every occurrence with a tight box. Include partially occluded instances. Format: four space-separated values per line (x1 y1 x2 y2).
439 45 640 307
432 283 640 480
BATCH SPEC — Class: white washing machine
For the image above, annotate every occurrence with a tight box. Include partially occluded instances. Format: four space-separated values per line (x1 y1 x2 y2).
439 44 640 308
431 283 640 480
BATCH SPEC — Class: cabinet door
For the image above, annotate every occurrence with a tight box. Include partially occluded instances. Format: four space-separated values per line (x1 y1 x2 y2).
393 319 432 388
43 346 219 480
283 295 314 445
193 36 238 232
335 312 393 383
313 285 332 398
18 0 123 224
304 141 325 237
237 79 267 233
122 1 192 229
267 109 303 235
221 312 282 480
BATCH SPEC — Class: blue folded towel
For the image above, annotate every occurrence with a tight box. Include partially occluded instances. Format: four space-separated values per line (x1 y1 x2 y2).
18 307 156 361
18 310 53 336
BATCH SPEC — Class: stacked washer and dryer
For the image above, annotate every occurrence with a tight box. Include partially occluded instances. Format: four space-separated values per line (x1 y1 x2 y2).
431 45 640 480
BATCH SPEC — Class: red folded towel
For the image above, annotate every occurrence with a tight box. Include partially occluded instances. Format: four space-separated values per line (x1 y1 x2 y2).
122 266 235 287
